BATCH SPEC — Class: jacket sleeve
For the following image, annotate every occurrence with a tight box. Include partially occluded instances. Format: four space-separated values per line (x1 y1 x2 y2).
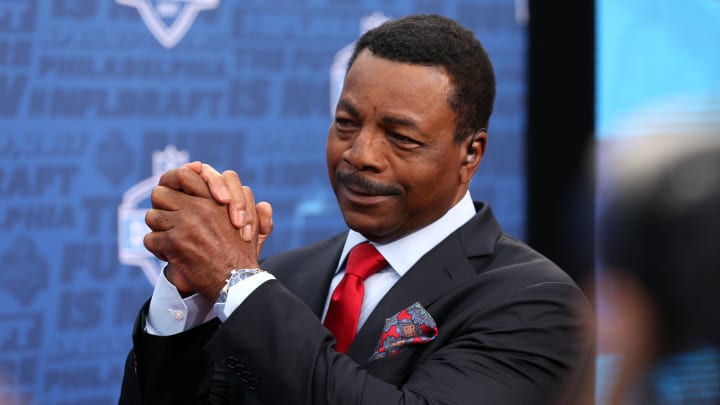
204 279 593 405
118 300 223 405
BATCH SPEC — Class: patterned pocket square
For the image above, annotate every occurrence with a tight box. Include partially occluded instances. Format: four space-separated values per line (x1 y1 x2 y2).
369 302 438 361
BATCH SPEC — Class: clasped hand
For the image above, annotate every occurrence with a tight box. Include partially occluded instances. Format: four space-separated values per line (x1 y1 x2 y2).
143 161 273 300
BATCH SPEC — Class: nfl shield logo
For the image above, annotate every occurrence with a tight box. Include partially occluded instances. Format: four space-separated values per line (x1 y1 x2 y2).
116 0 220 48
118 145 190 285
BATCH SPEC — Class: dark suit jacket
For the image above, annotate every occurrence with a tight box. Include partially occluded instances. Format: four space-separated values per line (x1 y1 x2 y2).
119 202 593 405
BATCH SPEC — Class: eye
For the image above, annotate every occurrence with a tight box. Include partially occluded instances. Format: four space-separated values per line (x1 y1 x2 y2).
387 131 423 148
334 117 358 132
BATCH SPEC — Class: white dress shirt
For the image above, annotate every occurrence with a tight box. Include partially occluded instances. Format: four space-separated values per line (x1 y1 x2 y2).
146 191 476 336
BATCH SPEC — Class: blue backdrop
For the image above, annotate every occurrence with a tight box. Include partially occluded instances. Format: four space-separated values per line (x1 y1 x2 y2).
0 1 527 403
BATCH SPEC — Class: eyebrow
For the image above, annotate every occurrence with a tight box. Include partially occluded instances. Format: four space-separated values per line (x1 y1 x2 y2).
336 99 360 118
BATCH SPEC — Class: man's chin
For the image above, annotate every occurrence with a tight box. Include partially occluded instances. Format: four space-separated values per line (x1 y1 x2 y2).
343 213 384 237
341 211 405 243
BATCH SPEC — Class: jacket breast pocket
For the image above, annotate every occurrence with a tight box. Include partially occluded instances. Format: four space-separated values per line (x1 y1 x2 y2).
364 345 423 386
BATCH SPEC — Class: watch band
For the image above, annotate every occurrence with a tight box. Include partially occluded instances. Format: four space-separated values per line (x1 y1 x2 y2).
216 268 264 304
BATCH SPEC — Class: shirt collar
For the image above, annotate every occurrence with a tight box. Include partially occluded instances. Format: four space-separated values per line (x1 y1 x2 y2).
337 191 476 276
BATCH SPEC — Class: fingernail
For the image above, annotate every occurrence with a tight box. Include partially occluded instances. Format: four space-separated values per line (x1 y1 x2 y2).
243 224 253 241
203 163 220 175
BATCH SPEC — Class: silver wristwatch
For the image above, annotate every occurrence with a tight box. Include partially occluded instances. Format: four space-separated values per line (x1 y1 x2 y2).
216 268 264 304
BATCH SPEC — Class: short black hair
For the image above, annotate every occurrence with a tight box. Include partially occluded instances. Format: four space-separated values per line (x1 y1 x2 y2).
347 14 496 142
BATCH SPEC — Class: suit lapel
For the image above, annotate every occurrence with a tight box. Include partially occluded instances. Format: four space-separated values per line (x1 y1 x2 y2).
279 233 346 318
347 202 502 364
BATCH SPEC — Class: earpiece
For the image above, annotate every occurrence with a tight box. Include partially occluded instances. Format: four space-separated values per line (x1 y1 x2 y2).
465 128 486 164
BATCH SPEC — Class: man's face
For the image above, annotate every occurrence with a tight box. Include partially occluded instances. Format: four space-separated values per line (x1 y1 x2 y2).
327 49 481 243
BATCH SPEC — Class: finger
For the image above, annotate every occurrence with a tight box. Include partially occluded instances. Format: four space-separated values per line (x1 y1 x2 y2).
183 161 203 173
199 163 232 204
222 170 248 229
145 208 176 232
150 185 200 211
150 186 179 211
256 201 273 237
256 201 273 257
240 186 256 242
143 231 168 262
158 167 212 198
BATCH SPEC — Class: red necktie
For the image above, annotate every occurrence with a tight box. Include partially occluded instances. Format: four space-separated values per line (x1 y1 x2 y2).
324 242 387 353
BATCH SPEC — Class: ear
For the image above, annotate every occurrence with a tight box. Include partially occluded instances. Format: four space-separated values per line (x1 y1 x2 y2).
459 130 487 184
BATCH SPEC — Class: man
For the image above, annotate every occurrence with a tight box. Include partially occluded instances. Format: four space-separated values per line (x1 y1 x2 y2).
120 14 592 404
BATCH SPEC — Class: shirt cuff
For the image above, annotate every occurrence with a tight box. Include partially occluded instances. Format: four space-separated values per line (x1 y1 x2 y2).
213 271 275 322
146 270 215 336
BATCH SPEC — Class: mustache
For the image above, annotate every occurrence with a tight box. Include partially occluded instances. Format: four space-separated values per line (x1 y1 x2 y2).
335 170 402 196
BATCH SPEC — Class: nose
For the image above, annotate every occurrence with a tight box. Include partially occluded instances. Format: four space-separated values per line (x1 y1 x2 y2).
343 129 387 173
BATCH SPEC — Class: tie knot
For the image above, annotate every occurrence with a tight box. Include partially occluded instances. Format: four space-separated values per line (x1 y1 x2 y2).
345 242 387 280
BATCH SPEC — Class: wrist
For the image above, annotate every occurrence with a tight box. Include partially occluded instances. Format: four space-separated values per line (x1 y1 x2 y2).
164 265 195 298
